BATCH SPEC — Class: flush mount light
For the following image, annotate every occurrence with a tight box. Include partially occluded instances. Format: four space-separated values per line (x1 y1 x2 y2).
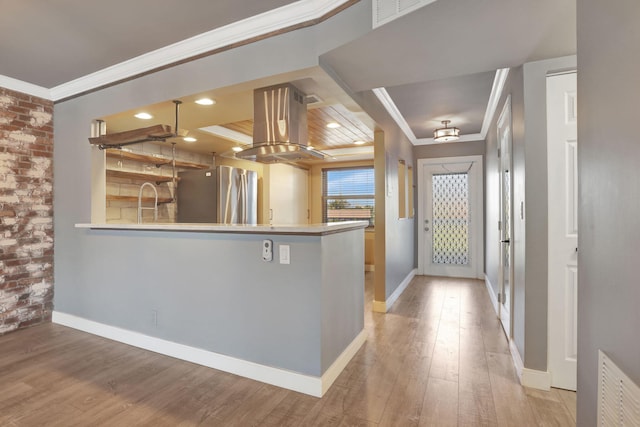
134 112 153 120
353 140 366 145
231 146 244 152
183 137 197 142
326 122 341 129
433 120 460 142
195 98 216 106
305 145 314 150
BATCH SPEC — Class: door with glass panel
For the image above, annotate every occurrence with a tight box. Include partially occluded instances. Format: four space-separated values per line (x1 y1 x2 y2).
497 96 514 336
419 156 483 279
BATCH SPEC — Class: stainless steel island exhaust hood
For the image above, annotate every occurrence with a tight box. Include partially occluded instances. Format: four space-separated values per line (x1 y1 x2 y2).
235 83 323 163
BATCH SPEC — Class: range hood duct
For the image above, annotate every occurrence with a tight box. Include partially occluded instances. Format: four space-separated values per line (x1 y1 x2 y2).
235 83 323 163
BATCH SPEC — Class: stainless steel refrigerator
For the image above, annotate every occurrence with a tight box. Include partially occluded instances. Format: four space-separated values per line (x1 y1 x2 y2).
177 165 257 224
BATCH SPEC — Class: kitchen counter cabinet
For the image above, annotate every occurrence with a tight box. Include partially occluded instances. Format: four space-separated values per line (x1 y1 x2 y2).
56 222 367 397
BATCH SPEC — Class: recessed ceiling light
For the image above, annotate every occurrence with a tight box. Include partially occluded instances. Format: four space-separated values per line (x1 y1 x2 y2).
306 145 314 150
134 112 153 120
231 146 243 152
195 98 216 106
326 122 341 129
353 140 366 145
183 137 197 142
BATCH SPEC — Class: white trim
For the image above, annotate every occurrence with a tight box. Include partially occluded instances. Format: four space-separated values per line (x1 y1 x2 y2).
521 368 552 391
480 68 510 138
53 311 364 397
372 300 387 313
372 87 417 144
509 339 551 390
510 339 524 379
321 329 367 394
372 268 417 313
49 0 352 101
0 74 51 100
485 274 499 315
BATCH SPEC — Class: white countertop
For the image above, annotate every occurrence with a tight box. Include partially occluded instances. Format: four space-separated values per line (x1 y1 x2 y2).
75 221 369 236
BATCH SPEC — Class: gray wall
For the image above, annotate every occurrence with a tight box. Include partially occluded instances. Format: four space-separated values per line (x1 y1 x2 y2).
577 1 640 424
320 59 416 305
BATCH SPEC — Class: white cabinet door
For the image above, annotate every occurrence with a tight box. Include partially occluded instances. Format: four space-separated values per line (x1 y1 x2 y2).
265 163 309 225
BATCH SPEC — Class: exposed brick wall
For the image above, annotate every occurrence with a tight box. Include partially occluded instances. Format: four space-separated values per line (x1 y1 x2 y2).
0 87 54 335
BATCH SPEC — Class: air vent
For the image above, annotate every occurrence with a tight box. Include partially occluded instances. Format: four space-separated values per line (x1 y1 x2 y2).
373 0 438 28
598 350 640 426
305 94 323 105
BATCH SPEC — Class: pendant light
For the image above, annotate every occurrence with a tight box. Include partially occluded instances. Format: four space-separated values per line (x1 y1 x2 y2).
433 120 460 142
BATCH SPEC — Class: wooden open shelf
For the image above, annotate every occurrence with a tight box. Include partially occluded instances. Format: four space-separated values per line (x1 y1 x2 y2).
106 195 174 204
106 169 176 184
105 149 208 169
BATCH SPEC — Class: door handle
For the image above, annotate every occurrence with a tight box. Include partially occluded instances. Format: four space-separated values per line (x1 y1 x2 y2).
501 239 510 243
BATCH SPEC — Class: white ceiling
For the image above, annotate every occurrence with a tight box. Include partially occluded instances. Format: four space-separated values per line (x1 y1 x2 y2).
0 0 577 149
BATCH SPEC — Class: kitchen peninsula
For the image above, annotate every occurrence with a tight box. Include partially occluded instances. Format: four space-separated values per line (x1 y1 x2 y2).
54 221 368 397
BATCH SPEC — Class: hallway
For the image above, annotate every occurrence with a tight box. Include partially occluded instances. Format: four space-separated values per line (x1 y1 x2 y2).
0 275 575 425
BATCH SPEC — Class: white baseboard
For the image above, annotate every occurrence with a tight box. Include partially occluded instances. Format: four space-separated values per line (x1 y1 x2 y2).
321 329 366 394
53 311 365 397
485 273 499 315
372 268 417 313
509 338 551 390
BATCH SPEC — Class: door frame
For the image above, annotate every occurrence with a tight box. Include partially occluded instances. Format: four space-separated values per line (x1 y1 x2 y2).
417 155 484 279
497 95 514 337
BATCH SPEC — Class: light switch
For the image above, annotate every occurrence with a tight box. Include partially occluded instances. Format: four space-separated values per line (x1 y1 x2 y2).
279 245 290 264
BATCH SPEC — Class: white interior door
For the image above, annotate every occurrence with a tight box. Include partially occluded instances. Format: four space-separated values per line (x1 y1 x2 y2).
418 156 483 279
547 71 578 391
497 96 514 337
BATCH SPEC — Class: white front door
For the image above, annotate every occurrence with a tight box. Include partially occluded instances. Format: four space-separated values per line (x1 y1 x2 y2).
547 71 578 391
418 156 483 279
497 96 514 336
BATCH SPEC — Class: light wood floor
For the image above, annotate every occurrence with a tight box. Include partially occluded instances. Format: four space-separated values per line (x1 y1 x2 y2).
0 274 576 426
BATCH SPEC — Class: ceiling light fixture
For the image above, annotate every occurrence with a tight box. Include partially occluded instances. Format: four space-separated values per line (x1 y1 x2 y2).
183 137 197 142
353 140 366 145
195 98 215 106
134 112 153 120
326 122 341 129
231 146 244 152
433 120 460 142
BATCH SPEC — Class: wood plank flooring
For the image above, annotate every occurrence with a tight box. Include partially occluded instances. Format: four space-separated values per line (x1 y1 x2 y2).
0 274 576 426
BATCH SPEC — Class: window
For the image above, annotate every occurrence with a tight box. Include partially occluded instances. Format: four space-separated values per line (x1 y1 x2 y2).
323 167 375 227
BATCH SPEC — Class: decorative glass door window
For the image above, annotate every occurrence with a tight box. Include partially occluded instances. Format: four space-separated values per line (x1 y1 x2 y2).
431 172 470 265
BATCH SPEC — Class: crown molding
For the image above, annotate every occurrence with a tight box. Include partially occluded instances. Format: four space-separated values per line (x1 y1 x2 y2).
0 74 51 100
49 0 352 101
372 87 417 144
374 68 511 146
480 68 510 138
